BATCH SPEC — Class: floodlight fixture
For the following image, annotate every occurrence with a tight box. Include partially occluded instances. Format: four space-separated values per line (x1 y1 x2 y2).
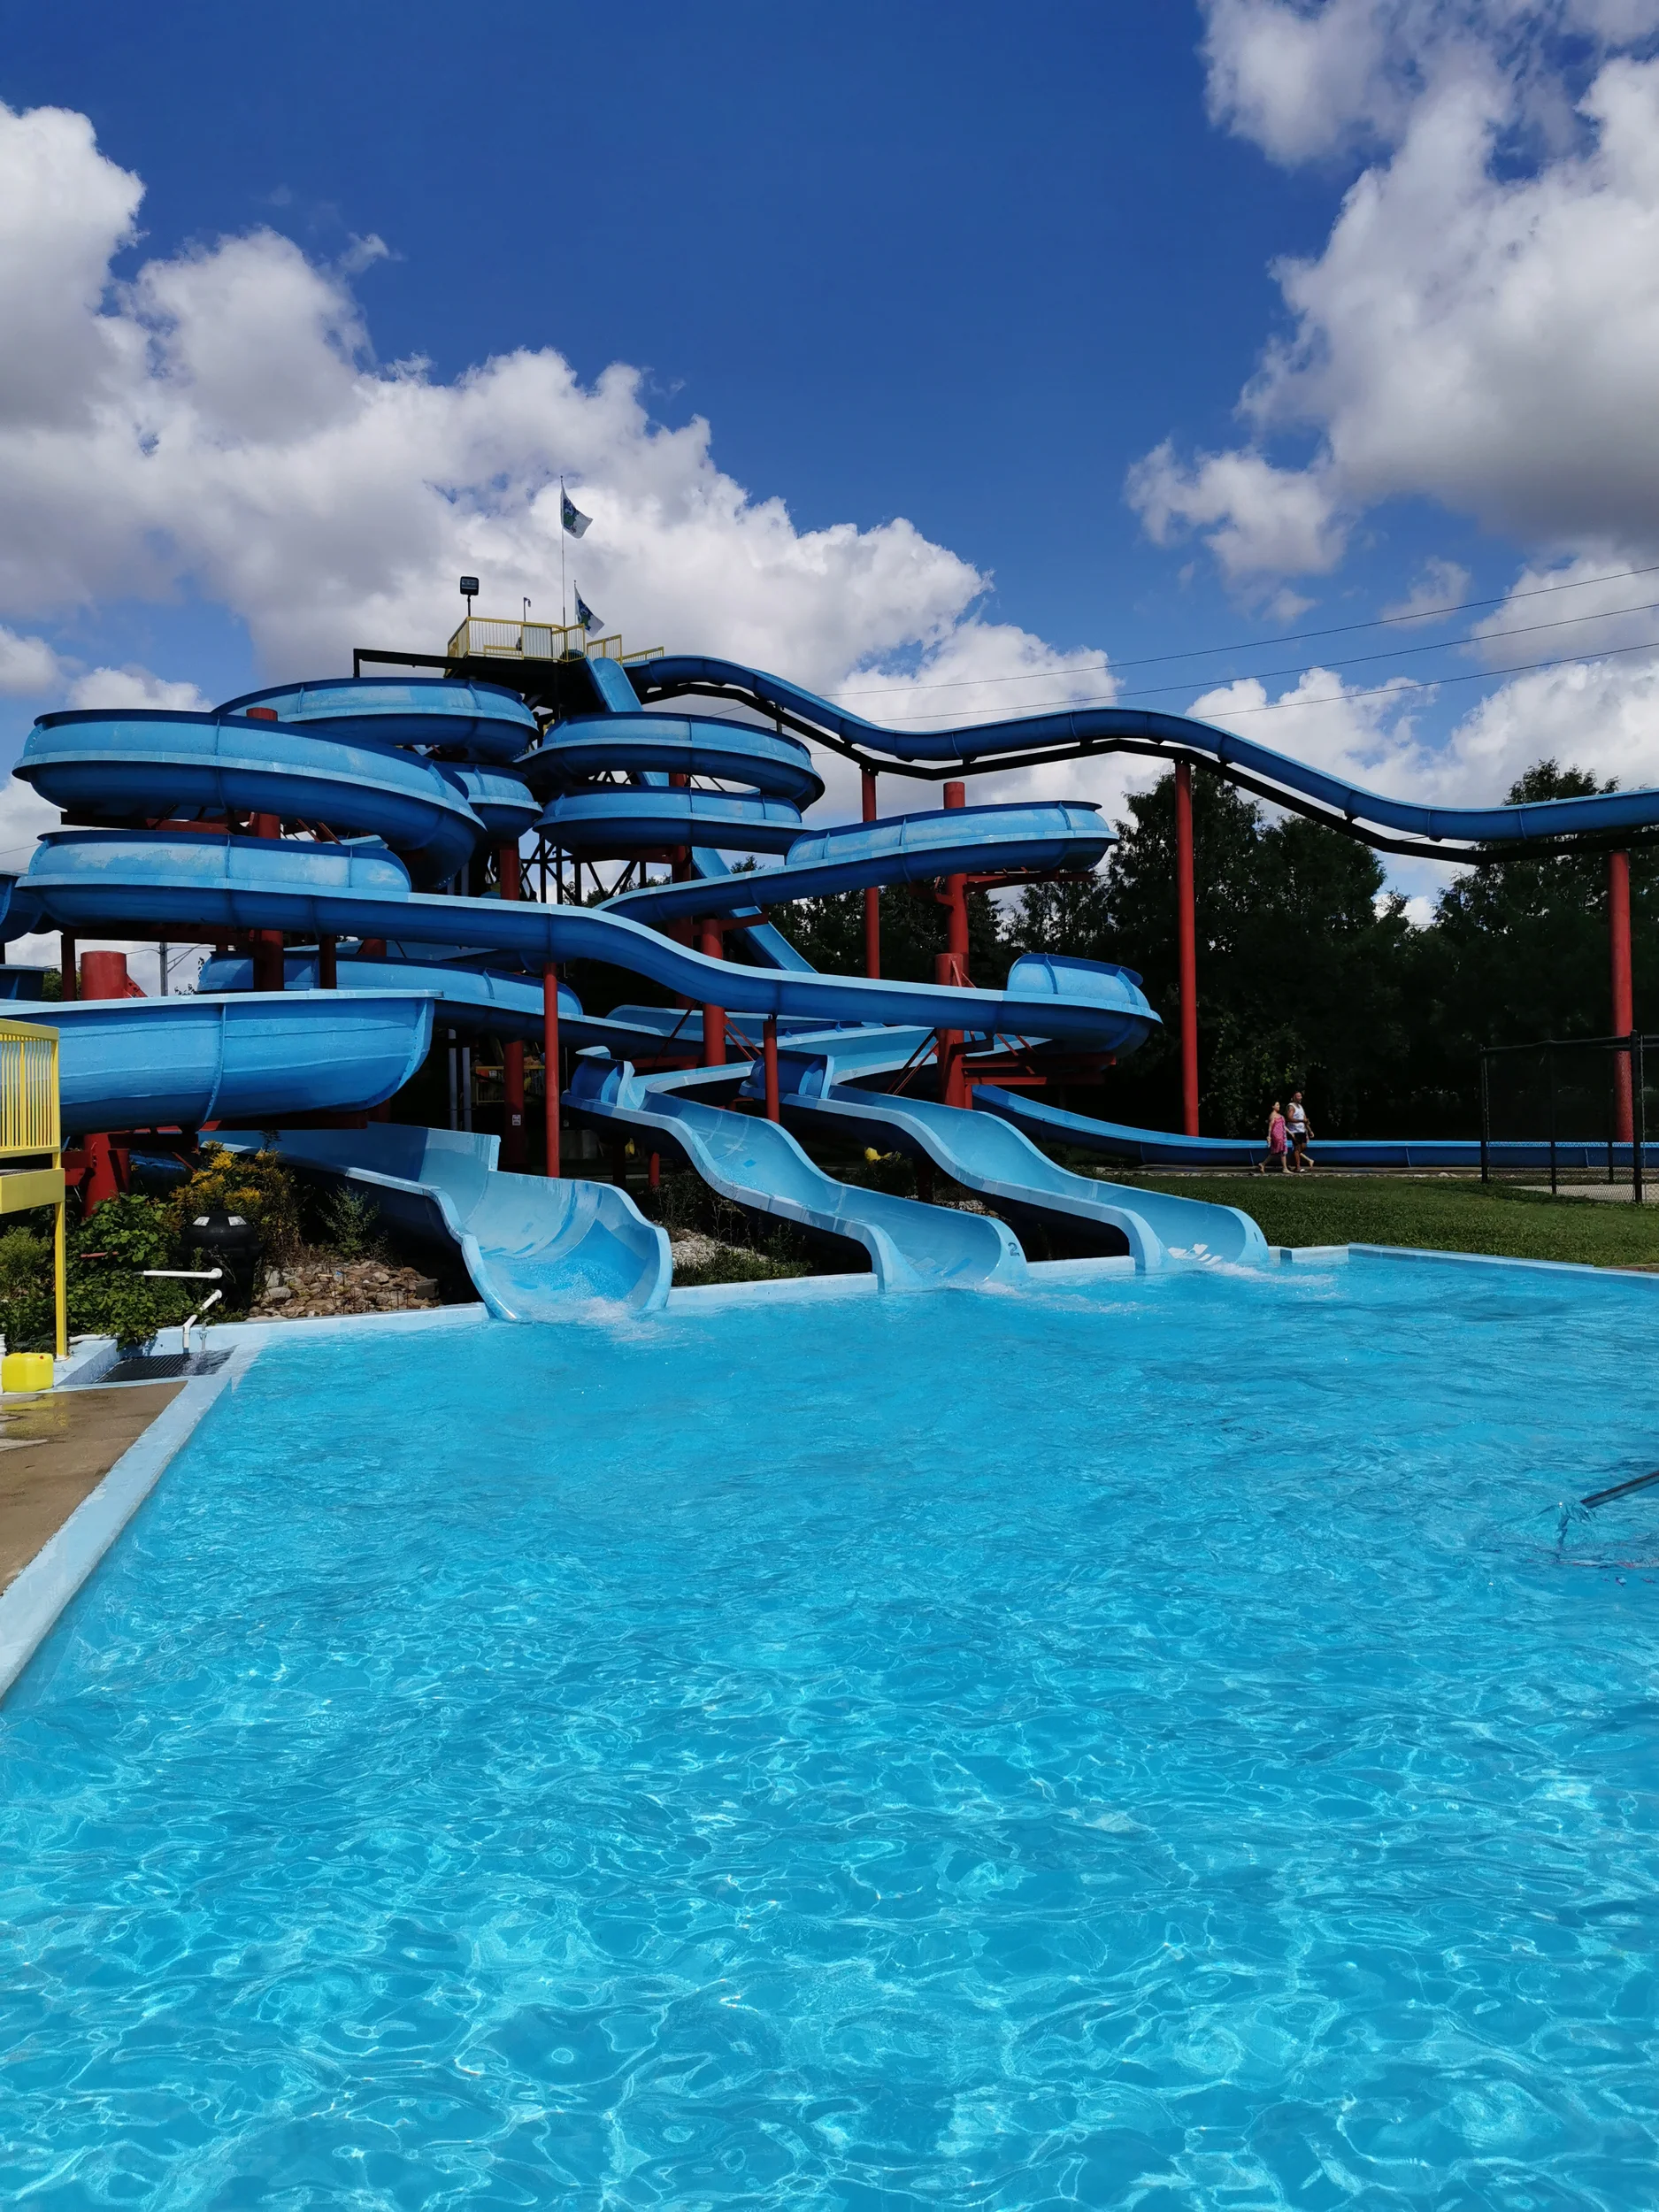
459 575 479 602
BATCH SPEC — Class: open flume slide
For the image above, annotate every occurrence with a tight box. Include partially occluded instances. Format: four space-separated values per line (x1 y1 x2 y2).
741 1048 1267 1269
44 992 434 1132
7 830 1163 1053
217 1126 671 1319
566 1053 1026 1291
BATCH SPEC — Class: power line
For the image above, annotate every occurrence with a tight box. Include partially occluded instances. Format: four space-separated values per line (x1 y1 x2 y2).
1109 595 1659 705
848 632 1659 726
832 557 1659 703
1162 634 1659 720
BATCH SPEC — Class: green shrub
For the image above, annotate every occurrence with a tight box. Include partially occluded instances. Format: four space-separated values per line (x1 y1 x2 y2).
167 1144 299 1257
672 1247 811 1287
71 1192 194 1352
319 1187 382 1259
0 1196 197 1355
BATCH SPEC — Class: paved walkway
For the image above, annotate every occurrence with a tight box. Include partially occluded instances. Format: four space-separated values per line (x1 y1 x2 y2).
0 1383 184 1594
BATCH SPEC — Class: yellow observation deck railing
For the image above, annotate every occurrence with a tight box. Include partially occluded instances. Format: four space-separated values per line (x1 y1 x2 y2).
0 1018 67 1357
445 614 663 667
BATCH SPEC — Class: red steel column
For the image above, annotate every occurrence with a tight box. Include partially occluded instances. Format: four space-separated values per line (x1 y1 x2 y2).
250 810 286 991
499 841 526 1167
700 918 726 1066
1175 759 1200 1138
764 1013 780 1121
1610 848 1634 1147
936 780 969 1109
543 963 561 1179
318 936 338 988
862 766 881 979
79 952 136 1211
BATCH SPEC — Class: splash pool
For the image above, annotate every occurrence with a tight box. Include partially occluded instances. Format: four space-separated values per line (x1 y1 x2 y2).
3 1256 1657 2208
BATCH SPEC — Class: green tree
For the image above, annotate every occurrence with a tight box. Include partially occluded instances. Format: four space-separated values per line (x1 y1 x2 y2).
1401 762 1659 1131
1008 769 1411 1137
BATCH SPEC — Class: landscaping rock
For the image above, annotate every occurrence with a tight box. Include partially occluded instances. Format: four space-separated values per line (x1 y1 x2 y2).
247 1251 443 1323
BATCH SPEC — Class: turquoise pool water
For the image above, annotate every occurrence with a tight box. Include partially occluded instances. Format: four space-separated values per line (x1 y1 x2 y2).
3 1257 1658 2208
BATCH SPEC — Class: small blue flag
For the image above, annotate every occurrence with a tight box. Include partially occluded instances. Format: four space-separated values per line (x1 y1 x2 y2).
573 586 602 634
561 490 591 539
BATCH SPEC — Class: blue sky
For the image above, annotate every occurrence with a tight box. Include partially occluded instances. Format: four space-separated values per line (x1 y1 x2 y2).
3 0 1659 893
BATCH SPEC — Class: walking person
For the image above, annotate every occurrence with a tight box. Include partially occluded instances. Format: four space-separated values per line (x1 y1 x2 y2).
1258 1100 1290 1174
1286 1089 1315 1172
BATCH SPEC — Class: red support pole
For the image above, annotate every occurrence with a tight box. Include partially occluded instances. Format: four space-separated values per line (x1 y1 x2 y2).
862 766 881 979
1175 759 1200 1138
318 936 338 988
542 963 561 1179
1610 848 1634 1147
499 841 526 1166
700 918 726 1066
79 953 136 1213
935 781 970 1108
250 810 285 990
764 1013 780 1122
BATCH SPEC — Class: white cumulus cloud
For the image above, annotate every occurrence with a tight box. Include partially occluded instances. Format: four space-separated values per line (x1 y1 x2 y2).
0 626 62 695
1136 11 1659 603
65 667 211 711
0 96 1016 712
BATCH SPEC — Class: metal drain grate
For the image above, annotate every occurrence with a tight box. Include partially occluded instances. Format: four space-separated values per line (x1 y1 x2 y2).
99 1349 232 1385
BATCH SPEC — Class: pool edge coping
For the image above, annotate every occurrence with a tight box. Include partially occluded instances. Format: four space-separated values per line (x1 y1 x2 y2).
1348 1241 1659 1283
0 1340 265 1703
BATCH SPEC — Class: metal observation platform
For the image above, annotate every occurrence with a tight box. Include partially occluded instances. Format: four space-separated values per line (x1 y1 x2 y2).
3 603 1658 1317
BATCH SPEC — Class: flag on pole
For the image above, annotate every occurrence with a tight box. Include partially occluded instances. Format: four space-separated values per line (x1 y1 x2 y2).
573 586 602 634
561 490 591 539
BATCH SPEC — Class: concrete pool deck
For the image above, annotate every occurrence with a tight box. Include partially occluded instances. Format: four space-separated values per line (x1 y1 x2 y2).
0 1379 186 1597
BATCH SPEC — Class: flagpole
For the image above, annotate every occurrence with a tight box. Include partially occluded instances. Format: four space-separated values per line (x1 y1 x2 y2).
560 475 568 634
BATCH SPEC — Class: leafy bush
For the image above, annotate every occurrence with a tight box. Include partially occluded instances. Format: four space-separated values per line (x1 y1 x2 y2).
71 1193 194 1352
672 1247 811 1286
167 1144 300 1257
0 1197 196 1355
319 1187 382 1259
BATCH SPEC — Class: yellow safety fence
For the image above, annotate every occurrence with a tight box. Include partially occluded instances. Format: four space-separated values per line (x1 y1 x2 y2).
0 1018 66 1362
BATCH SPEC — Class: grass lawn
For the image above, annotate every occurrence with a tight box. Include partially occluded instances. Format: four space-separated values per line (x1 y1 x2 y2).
1111 1171 1659 1269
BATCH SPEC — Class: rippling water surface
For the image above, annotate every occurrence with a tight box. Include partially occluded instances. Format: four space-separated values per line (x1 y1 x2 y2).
4 1257 1659 2208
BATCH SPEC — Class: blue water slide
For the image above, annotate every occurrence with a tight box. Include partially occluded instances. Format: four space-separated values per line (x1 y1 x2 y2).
18 710 488 887
518 714 825 807
196 949 765 1064
541 787 806 856
218 678 538 764
42 992 433 1133
754 1064 1265 1268
682 849 818 973
567 1053 1025 1292
634 656 1659 850
603 801 1114 927
972 1085 1659 1173
437 766 541 844
216 1125 670 1318
11 832 1161 1052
